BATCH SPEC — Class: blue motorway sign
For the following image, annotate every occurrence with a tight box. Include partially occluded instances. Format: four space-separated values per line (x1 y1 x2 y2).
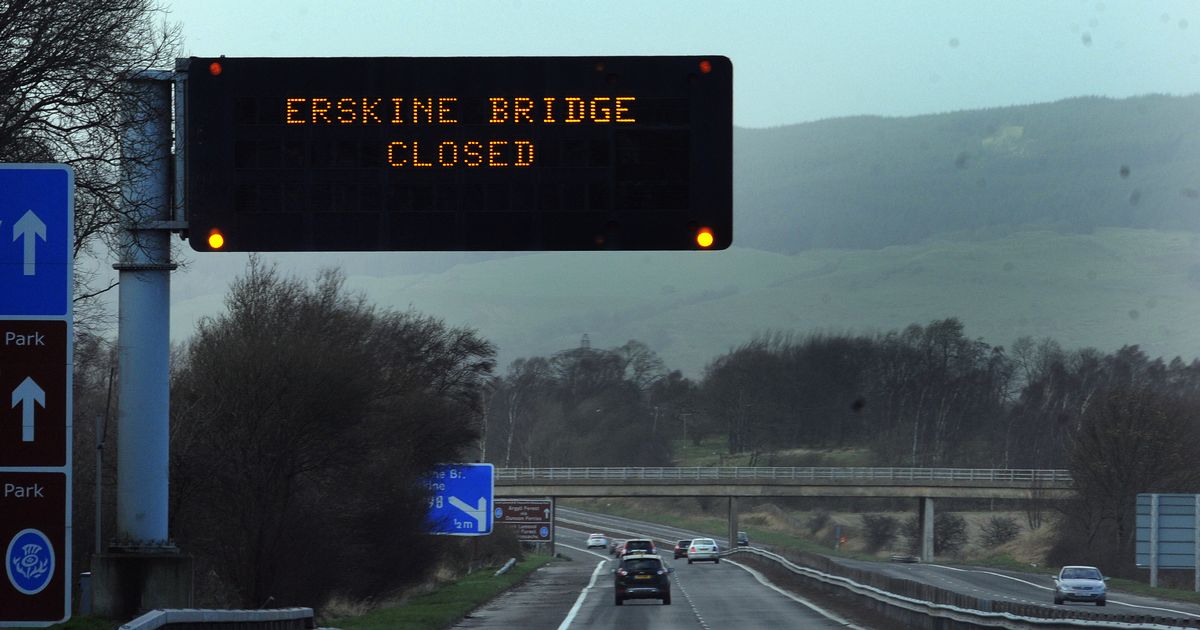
0 165 73 317
425 463 493 536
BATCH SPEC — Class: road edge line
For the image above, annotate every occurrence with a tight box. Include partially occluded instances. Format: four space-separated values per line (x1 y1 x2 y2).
723 558 865 629
556 558 607 630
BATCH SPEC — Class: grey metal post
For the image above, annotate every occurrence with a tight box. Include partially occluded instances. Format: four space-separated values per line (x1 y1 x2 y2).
1150 494 1159 587
728 496 738 550
114 71 177 546
920 497 935 563
549 498 556 558
1194 495 1199 593
94 414 102 555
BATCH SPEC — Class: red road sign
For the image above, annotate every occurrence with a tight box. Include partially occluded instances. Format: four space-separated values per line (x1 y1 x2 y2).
0 321 67 467
495 498 554 542
0 472 66 623
495 499 552 523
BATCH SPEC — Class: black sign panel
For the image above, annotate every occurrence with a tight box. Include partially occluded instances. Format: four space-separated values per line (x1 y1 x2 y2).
184 56 732 252
0 472 66 623
0 321 67 468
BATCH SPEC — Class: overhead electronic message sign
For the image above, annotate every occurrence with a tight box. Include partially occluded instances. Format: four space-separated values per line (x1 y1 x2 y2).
184 56 732 252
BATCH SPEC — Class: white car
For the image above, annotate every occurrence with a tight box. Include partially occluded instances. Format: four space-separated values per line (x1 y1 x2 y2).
1053 565 1107 606
586 533 609 549
687 538 720 563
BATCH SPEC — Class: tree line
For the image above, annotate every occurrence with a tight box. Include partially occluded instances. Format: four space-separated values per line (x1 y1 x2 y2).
488 318 1200 578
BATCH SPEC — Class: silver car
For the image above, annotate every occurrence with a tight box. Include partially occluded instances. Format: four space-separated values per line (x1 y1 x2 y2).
586 533 609 549
687 537 720 563
1053 565 1107 606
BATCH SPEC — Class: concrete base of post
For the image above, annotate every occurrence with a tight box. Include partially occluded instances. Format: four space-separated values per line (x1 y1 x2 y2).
92 552 193 619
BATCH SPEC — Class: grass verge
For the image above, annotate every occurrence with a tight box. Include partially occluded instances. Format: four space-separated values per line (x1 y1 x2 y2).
324 555 554 630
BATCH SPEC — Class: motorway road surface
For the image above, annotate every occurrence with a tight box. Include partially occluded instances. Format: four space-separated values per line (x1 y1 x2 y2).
453 526 864 629
558 506 1200 625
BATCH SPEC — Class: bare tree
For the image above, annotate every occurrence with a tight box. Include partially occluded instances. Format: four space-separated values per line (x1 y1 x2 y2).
170 259 495 606
0 0 181 332
1054 385 1200 575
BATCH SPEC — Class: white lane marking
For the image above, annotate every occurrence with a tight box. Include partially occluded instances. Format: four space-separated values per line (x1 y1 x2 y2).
672 571 709 629
558 541 612 560
927 564 1200 619
724 559 865 629
556 559 607 630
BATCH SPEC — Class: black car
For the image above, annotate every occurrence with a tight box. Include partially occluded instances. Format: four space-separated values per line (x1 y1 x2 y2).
673 539 691 559
613 554 672 605
737 531 750 547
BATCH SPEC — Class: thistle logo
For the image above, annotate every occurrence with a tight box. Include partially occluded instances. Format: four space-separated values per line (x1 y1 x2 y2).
6 528 54 595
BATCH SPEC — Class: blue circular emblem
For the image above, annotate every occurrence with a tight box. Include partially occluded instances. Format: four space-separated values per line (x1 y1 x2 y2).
494 507 503 519
6 528 54 595
539 526 549 538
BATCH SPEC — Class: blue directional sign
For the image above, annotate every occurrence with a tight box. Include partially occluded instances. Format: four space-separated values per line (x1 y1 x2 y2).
425 463 493 536
0 166 72 317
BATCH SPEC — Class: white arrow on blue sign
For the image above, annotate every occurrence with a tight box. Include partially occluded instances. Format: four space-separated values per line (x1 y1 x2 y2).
426 463 494 536
0 166 72 317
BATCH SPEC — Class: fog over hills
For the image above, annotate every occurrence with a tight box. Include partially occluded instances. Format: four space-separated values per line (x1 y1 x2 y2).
168 95 1200 375
735 94 1200 252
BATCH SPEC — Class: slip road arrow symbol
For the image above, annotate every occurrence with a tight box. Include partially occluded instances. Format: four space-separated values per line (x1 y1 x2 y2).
449 496 488 531
11 376 45 442
13 209 47 276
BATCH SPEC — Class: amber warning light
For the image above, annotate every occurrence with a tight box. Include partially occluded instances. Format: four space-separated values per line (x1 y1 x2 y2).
696 228 715 248
207 230 226 249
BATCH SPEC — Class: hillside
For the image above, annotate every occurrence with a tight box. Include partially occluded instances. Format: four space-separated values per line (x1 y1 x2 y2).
735 95 1200 252
172 228 1200 375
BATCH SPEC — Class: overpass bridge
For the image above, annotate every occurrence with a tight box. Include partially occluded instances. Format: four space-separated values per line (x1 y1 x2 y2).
495 467 1073 562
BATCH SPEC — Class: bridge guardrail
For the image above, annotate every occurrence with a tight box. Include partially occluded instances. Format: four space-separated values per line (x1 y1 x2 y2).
495 467 1073 484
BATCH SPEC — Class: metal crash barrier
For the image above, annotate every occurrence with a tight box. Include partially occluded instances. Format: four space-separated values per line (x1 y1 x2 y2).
727 547 1199 629
119 608 315 630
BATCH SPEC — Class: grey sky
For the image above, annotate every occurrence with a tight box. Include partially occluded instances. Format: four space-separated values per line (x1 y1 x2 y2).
166 0 1200 128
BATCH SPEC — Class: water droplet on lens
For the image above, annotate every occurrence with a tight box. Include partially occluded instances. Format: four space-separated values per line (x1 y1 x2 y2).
1082 33 1093 46
1119 165 1130 178
949 37 959 48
